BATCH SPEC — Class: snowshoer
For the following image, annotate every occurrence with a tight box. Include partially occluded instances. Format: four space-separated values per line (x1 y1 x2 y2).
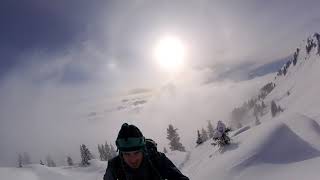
103 123 189 180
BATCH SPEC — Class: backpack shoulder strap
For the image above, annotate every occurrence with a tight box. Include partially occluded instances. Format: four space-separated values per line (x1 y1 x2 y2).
108 156 126 180
144 139 164 180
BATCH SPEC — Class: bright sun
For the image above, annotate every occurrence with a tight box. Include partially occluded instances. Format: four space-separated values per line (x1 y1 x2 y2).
153 35 186 71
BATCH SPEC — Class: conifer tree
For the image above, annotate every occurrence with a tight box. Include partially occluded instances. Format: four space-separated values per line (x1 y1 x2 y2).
196 130 203 145
207 120 215 139
104 142 111 160
98 144 102 160
98 144 106 161
98 142 117 161
201 128 209 142
166 124 186 152
18 154 23 168
46 155 56 167
255 115 261 126
80 144 92 166
271 100 278 117
109 144 117 159
67 156 73 166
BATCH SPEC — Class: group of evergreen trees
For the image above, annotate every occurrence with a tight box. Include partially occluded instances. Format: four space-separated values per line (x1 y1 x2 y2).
314 33 320 55
293 48 300 66
306 36 317 54
16 142 114 167
230 98 266 129
80 142 118 166
18 154 71 168
166 124 186 152
17 124 189 168
17 152 60 168
196 120 233 148
97 142 117 161
80 144 93 166
229 81 277 130
46 155 56 167
271 100 283 117
196 121 215 145
17 152 31 167
16 122 227 168
259 83 275 99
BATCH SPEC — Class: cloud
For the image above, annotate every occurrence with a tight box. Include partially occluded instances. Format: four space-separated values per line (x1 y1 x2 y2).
113 72 275 151
3 0 319 78
0 44 273 166
87 0 320 69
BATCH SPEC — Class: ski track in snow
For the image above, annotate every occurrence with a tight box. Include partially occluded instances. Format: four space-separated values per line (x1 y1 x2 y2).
178 151 191 170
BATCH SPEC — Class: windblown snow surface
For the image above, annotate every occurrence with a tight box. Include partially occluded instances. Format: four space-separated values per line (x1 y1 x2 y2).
2 113 320 180
2 35 320 180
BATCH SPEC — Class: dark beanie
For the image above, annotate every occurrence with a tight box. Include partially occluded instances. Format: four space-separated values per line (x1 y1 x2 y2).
116 123 146 152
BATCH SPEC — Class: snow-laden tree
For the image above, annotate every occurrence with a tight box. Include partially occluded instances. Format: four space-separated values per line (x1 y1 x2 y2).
67 156 73 166
207 120 215 139
109 144 117 159
98 144 107 161
271 100 283 117
17 154 23 167
201 128 209 142
255 115 261 126
104 142 112 160
46 155 56 167
196 130 203 145
166 124 186 152
80 144 93 166
98 142 117 161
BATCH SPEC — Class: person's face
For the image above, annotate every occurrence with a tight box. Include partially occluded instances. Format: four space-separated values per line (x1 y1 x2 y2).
122 150 143 169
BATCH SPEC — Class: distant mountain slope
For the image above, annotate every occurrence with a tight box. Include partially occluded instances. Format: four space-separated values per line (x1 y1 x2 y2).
204 57 288 83
229 32 320 130
248 56 291 79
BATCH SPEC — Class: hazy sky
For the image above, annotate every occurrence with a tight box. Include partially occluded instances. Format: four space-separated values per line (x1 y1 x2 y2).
1 0 320 166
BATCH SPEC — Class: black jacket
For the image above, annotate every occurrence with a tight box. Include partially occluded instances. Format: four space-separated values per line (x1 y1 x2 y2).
103 152 189 180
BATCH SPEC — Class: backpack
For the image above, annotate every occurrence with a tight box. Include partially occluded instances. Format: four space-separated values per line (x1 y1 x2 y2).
109 138 163 180
145 138 158 156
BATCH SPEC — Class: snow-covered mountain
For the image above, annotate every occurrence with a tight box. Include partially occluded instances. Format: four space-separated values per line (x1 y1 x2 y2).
184 33 320 179
269 33 320 118
2 33 320 180
230 33 320 129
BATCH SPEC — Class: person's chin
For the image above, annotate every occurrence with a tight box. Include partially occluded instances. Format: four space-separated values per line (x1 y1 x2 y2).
130 164 140 169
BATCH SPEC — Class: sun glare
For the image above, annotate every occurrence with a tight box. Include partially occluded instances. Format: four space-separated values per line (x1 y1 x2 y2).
153 35 186 71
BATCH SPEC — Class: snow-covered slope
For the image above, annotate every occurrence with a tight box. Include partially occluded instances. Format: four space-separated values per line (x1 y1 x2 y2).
181 33 320 180
0 160 107 180
183 113 320 180
3 112 320 180
0 154 188 180
230 33 320 128
268 33 320 118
